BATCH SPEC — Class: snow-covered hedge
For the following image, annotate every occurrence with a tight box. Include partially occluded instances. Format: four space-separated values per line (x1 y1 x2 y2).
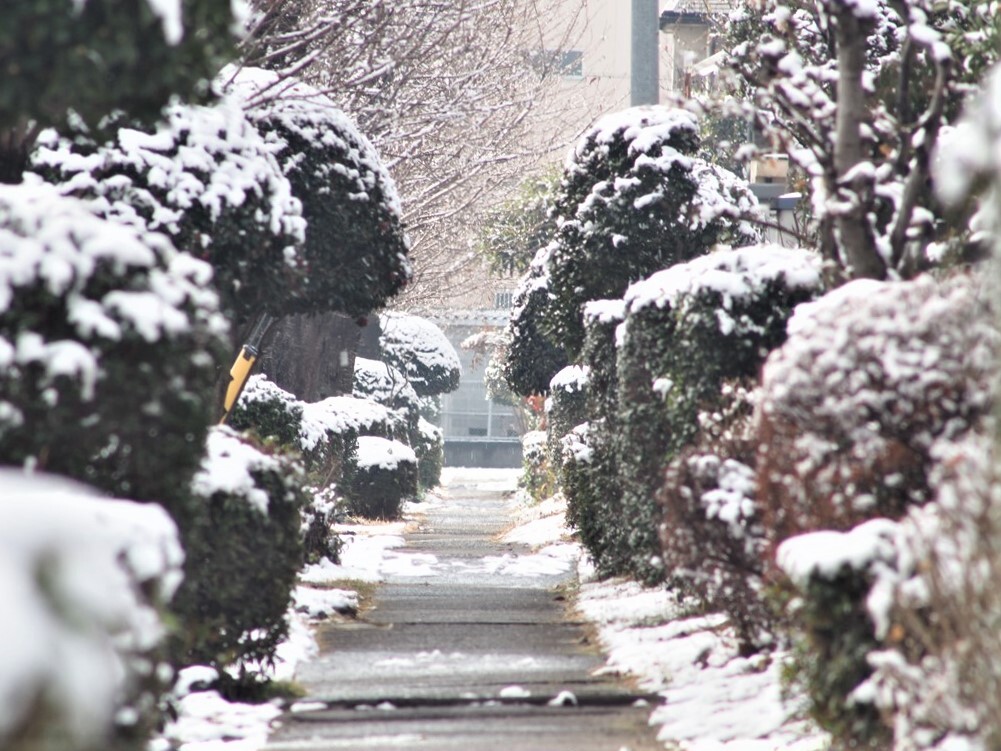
32 96 305 326
0 183 225 513
858 435 1000 750
561 302 626 574
537 105 762 356
0 471 183 751
757 273 997 541
759 273 998 751
776 520 898 749
352 356 420 441
504 261 568 397
170 427 305 692
545 364 590 470
520 429 556 502
224 66 411 318
229 374 305 449
378 312 461 396
616 245 822 582
347 436 418 519
658 450 770 652
415 417 444 491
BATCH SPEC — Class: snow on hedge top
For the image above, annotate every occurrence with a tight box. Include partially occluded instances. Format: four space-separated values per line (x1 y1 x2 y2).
762 274 997 457
379 312 461 396
568 106 699 171
353 356 419 408
356 435 417 471
777 518 900 588
238 372 300 413
0 470 182 746
418 416 442 442
624 245 823 315
191 425 282 513
0 182 225 413
565 106 760 237
549 364 590 393
222 65 402 220
300 395 394 450
583 299 627 326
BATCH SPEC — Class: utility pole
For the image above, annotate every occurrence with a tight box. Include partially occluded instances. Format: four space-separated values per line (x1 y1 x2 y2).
631 0 660 105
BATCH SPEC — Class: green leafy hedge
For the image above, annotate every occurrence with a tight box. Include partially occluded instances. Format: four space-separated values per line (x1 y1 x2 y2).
348 436 418 519
170 427 305 695
616 246 822 583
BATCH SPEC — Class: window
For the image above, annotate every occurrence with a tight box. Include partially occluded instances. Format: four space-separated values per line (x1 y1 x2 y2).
527 49 583 79
494 291 514 309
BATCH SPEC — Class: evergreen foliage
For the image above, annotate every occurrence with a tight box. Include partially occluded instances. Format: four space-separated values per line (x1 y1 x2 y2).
171 427 305 694
616 246 822 582
0 184 226 513
31 98 306 325
540 106 760 356
224 66 411 318
0 0 237 133
378 312 461 397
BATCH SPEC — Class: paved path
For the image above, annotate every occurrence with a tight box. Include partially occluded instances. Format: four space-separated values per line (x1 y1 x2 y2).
265 471 663 751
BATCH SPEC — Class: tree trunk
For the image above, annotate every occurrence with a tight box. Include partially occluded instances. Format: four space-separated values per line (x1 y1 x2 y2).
0 125 35 185
260 313 363 402
833 8 886 279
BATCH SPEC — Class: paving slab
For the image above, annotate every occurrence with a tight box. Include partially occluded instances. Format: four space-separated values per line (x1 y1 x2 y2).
265 471 663 751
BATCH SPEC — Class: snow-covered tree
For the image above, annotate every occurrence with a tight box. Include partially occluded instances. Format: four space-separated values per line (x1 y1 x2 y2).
377 313 461 398
0 0 243 182
223 66 411 319
507 105 761 378
726 0 1001 279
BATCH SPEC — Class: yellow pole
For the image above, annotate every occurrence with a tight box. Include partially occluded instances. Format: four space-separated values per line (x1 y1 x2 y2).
219 344 259 425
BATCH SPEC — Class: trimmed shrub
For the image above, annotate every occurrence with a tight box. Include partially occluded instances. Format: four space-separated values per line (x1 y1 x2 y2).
229 373 304 449
0 470 184 751
860 434 1001 750
545 364 590 470
415 417 444 491
32 96 305 326
352 356 420 443
378 312 461 397
617 245 822 582
757 272 999 751
658 448 771 653
756 273 997 543
520 430 556 503
541 106 762 356
170 427 305 694
224 66 411 318
348 436 418 519
561 301 627 574
0 183 226 514
560 419 622 574
504 259 568 397
777 521 900 749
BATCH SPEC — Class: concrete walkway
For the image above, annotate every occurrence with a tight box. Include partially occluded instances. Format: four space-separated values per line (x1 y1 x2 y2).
265 471 663 751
